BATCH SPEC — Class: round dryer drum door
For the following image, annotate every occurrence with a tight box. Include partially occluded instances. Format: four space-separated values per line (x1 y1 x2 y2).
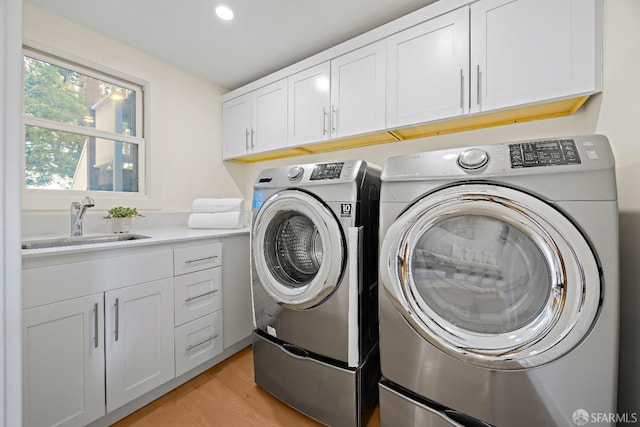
253 189 345 310
380 184 601 370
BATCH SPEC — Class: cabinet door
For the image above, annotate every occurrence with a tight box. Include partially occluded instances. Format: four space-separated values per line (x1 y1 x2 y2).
331 40 386 138
470 0 601 112
23 294 105 427
222 93 251 159
105 278 175 412
252 79 288 153
288 62 331 146
387 7 470 128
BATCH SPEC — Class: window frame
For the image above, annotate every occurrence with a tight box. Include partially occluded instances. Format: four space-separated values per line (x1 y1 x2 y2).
22 42 157 211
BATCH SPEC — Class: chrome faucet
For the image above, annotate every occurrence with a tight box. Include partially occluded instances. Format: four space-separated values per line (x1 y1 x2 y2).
70 196 95 237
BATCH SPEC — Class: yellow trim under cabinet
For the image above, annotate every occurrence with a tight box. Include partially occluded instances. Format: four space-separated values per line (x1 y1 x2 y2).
227 96 590 163
391 96 589 139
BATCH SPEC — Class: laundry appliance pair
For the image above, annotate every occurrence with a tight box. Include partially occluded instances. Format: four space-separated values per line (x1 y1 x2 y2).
250 135 619 427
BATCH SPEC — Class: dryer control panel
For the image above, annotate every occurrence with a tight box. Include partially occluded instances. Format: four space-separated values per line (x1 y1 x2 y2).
509 139 581 168
310 162 344 180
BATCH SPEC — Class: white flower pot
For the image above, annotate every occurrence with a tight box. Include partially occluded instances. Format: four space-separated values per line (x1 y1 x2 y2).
110 217 132 233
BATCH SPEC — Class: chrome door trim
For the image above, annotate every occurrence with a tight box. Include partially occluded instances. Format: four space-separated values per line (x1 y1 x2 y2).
253 189 345 310
380 184 601 370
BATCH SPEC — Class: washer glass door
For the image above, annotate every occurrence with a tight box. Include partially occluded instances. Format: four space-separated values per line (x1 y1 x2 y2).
380 184 601 370
253 189 345 310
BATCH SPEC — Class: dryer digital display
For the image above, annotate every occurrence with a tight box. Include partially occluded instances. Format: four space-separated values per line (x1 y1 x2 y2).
310 162 344 180
509 139 581 168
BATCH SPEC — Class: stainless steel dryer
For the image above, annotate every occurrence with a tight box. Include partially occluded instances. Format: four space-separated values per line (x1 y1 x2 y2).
378 135 619 426
251 160 381 427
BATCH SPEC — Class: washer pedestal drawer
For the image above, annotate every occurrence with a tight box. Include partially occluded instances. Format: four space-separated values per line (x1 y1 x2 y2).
252 331 378 427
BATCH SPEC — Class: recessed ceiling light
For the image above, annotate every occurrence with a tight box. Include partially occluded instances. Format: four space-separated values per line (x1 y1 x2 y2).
215 5 234 21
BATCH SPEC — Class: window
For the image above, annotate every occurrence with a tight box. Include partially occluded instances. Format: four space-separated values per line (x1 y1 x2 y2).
23 47 145 193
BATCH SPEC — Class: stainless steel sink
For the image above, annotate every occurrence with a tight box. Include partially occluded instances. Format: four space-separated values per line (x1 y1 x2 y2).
22 234 151 250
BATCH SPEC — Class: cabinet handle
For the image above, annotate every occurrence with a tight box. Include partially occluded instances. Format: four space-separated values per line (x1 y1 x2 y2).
185 334 219 352
460 69 464 110
93 302 99 349
184 255 218 264
322 108 328 135
476 64 481 106
114 298 120 342
184 289 218 303
250 127 255 149
331 105 337 134
245 128 250 151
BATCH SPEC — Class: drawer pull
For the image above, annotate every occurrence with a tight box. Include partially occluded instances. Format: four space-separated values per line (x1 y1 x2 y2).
184 255 218 264
186 334 219 351
184 289 218 303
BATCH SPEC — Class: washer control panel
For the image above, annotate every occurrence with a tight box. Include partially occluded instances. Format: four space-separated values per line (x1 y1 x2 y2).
509 139 581 168
310 162 344 180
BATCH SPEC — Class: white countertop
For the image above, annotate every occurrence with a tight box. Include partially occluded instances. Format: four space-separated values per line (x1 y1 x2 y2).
21 226 250 259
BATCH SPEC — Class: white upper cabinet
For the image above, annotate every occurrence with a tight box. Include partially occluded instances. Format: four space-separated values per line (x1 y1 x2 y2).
252 79 288 153
222 93 251 159
222 79 287 159
287 62 331 146
221 0 602 160
386 7 470 129
470 0 601 113
330 40 386 139
288 41 386 147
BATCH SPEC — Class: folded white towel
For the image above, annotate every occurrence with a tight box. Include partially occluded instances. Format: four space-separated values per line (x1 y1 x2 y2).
188 211 244 229
191 198 245 213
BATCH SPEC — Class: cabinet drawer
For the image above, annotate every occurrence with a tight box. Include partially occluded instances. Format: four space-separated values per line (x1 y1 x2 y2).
174 268 222 326
174 242 222 276
175 311 223 377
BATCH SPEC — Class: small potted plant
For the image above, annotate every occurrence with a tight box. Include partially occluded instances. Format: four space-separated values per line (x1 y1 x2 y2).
104 206 143 233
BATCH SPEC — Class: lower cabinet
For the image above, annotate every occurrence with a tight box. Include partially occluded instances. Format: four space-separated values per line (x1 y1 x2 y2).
23 293 105 427
105 278 175 412
23 278 175 426
22 234 252 427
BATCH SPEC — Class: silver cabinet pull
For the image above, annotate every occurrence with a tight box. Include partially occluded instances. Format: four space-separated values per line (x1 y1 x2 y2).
331 105 337 134
93 302 99 349
476 64 481 106
184 289 218 303
250 127 255 149
322 108 328 135
184 255 218 264
245 128 250 151
114 298 120 342
460 69 465 110
185 334 219 352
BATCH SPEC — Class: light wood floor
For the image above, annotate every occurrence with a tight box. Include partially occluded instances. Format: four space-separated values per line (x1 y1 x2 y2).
113 347 380 427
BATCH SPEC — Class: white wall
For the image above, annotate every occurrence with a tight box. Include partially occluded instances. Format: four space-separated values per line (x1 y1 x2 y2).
22 3 246 213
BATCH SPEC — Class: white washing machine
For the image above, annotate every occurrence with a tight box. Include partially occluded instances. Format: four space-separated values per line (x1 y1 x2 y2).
377 135 619 426
251 160 381 426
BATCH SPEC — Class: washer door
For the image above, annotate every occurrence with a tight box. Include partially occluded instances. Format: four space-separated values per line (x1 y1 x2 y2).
380 184 601 370
253 189 345 310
